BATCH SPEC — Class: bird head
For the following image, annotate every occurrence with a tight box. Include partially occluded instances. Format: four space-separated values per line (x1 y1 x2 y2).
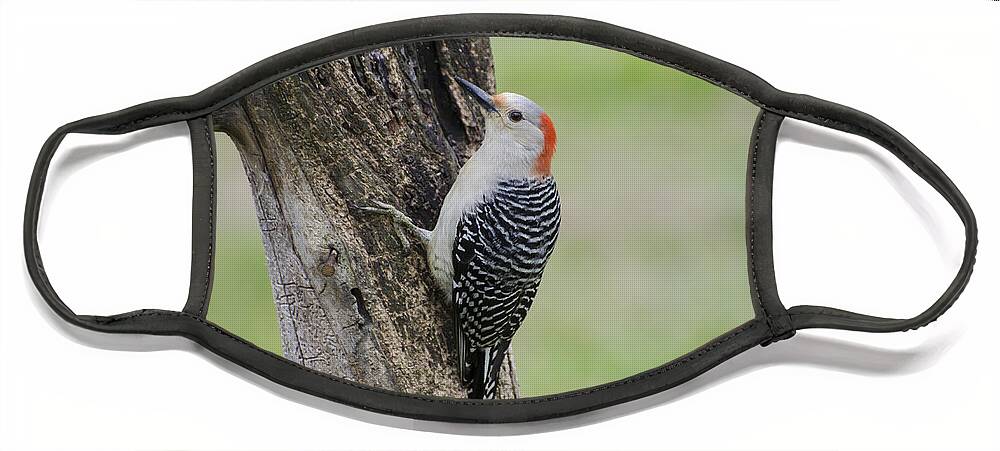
456 77 556 177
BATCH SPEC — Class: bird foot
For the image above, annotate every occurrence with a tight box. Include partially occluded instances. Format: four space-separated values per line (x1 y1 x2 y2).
355 200 432 251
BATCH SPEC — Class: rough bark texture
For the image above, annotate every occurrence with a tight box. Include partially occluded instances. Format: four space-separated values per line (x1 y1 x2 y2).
213 39 517 398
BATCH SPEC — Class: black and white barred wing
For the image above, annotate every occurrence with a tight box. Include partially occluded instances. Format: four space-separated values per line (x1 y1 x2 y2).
452 177 560 396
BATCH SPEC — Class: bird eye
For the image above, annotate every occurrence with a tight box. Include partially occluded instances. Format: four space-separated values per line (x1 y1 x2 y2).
508 110 523 122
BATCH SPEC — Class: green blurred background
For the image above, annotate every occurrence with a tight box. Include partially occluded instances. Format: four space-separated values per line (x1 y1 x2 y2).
208 37 759 397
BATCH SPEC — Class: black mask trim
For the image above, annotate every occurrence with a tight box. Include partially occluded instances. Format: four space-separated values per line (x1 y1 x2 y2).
182 116 216 318
747 111 795 346
24 13 977 423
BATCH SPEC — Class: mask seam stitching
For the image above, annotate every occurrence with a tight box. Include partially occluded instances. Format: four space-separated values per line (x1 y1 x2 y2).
748 111 776 336
199 120 215 318
103 309 756 405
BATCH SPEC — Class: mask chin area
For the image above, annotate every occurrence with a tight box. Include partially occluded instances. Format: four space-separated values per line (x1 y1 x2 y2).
771 119 964 321
36 123 193 317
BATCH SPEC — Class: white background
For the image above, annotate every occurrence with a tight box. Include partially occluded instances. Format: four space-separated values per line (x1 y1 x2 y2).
1 1 997 450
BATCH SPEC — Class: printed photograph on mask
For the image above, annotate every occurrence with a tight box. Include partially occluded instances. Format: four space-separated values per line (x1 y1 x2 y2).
207 37 759 399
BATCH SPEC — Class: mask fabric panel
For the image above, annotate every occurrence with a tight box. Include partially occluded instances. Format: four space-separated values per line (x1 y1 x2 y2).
206 36 758 398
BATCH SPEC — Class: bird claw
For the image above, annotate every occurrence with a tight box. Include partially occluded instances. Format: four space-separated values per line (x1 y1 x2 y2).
354 199 431 250
355 200 393 214
370 200 397 211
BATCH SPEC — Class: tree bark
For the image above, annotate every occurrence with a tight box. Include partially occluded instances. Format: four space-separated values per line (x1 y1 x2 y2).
213 38 518 398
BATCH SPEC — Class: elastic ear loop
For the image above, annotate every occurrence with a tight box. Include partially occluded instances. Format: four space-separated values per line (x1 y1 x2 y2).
24 115 212 334
776 103 978 333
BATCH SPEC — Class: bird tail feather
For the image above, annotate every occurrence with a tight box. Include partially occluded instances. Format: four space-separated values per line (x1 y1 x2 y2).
466 341 509 399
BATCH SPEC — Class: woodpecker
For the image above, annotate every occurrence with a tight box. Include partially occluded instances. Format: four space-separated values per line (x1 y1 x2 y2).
361 77 560 399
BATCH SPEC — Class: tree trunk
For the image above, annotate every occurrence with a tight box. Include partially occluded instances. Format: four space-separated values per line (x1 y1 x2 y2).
213 38 518 398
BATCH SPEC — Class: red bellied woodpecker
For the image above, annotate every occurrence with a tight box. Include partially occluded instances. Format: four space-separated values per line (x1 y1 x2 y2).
362 77 560 399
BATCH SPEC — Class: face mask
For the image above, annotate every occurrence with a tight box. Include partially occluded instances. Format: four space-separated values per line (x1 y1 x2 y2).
25 14 977 423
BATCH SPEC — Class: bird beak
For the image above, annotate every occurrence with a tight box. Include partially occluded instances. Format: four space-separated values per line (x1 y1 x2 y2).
455 77 498 114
